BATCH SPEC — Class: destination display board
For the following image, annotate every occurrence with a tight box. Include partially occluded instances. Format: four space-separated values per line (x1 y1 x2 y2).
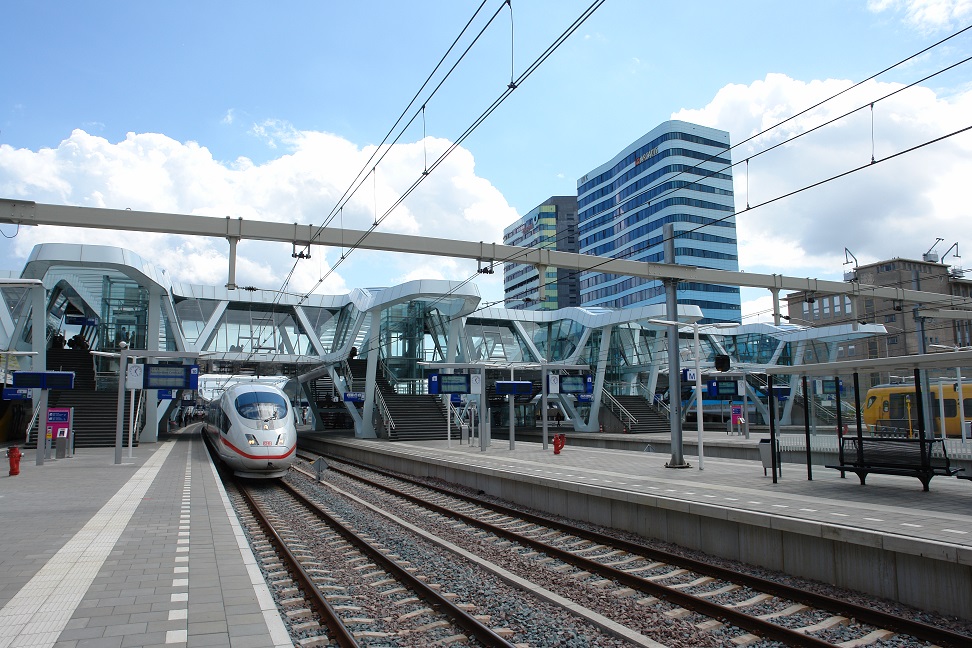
12 371 75 390
143 364 199 390
428 373 471 394
558 375 593 394
708 379 739 398
495 380 533 395
821 379 843 395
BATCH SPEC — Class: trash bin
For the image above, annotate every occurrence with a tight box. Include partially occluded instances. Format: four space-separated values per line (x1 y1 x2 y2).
758 438 782 476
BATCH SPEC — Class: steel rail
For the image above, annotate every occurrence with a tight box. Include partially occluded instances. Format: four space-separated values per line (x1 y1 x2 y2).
234 479 361 648
306 450 972 648
280 478 517 648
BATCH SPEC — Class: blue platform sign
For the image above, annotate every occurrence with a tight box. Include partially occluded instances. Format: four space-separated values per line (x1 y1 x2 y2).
12 371 75 390
2 387 30 400
157 389 175 399
450 393 462 404
577 393 593 403
343 392 365 403
47 410 69 423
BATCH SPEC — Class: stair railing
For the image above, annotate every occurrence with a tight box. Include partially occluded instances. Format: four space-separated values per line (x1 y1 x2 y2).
601 390 638 429
23 400 44 444
448 401 464 429
134 390 145 440
375 387 395 432
341 359 356 391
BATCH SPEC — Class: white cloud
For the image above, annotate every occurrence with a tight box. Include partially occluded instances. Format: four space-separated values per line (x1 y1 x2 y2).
868 0 972 32
0 126 517 298
673 73 972 298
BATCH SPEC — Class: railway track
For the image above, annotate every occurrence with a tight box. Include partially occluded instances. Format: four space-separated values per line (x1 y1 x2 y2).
228 476 519 647
296 450 972 648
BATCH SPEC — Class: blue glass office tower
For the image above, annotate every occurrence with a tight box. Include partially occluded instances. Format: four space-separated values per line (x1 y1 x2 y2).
577 120 741 323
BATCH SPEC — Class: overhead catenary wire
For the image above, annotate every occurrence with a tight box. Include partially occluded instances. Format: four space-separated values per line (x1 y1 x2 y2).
313 23 972 329
222 16 972 377
297 0 607 301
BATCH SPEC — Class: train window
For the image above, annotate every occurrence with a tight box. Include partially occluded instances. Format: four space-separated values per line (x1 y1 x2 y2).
235 392 289 420
966 399 972 417
933 399 957 418
866 396 876 409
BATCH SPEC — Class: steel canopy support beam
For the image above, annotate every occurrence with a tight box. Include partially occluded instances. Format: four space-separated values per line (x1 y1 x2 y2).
1 199 964 308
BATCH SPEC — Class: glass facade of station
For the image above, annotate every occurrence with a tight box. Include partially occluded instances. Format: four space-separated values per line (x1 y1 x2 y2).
1 244 890 441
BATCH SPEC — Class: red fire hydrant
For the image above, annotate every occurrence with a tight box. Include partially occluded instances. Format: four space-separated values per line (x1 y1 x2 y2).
553 433 566 455
7 445 22 476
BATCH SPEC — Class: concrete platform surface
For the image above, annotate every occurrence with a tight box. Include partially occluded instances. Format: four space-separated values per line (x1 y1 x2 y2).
0 426 290 648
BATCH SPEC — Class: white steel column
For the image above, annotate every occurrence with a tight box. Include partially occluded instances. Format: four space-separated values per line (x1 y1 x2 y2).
31 283 48 466
587 325 612 432
360 309 380 439
143 287 162 443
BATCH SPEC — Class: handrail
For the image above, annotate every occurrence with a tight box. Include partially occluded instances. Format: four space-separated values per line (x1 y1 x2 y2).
341 359 356 391
23 400 44 444
135 390 145 437
448 401 464 429
601 390 638 427
375 388 395 431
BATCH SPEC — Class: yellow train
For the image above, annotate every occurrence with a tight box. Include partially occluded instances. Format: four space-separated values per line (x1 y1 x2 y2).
863 382 971 437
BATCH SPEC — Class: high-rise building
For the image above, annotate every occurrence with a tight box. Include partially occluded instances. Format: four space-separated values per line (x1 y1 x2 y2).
503 196 579 310
576 120 741 322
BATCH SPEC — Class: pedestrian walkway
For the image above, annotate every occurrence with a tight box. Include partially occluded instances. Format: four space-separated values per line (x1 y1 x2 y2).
0 426 291 648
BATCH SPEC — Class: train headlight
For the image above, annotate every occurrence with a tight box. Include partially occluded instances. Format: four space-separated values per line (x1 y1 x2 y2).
276 433 286 446
244 434 258 446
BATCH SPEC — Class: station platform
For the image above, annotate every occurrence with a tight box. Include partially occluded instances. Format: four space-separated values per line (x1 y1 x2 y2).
0 426 291 648
301 431 972 621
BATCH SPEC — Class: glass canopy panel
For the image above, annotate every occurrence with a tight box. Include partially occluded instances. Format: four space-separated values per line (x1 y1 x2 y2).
299 305 339 353
174 298 221 346
521 319 585 362
2 287 31 324
465 318 537 363
202 305 300 354
721 333 780 365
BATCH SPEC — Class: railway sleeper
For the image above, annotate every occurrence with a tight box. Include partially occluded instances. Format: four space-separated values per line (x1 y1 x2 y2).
724 593 774 608
756 603 808 620
398 607 434 621
670 576 714 590
794 615 849 634
835 628 895 647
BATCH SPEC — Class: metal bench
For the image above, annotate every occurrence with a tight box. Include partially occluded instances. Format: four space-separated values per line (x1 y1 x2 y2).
826 437 960 491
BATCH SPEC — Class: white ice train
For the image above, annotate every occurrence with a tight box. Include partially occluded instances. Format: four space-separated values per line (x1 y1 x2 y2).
203 382 297 478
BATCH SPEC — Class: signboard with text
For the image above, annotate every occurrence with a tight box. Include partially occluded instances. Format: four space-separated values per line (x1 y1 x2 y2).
143 364 199 390
428 373 471 394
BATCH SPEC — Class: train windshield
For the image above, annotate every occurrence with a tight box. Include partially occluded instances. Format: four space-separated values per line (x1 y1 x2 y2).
234 392 289 421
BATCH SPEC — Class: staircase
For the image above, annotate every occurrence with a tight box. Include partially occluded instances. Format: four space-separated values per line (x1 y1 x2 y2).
26 349 134 448
346 359 449 441
611 395 670 434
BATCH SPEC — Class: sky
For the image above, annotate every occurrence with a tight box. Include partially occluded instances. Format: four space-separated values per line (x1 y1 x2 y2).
2 0 971 321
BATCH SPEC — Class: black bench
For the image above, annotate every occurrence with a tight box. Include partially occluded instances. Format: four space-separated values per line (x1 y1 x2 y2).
826 437 960 491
